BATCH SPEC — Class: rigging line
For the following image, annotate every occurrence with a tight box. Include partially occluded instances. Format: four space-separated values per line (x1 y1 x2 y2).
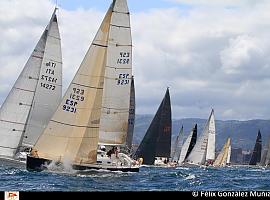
72 82 103 89
50 119 99 129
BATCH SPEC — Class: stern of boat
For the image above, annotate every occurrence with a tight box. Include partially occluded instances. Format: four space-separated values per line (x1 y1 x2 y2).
26 155 52 172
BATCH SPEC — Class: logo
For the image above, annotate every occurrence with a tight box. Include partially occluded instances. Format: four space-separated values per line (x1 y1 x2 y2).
5 192 19 200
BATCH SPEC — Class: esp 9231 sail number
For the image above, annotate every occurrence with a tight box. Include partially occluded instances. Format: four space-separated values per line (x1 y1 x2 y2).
62 88 85 113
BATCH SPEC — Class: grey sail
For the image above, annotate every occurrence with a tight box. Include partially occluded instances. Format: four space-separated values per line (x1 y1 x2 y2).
125 76 135 153
171 125 183 162
0 9 62 159
262 137 270 166
134 88 172 165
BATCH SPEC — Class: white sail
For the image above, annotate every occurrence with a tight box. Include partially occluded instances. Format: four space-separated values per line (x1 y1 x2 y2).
178 127 194 164
99 0 132 146
0 9 61 158
22 10 62 147
171 126 183 162
206 109 215 161
186 109 215 165
227 143 231 164
32 2 114 164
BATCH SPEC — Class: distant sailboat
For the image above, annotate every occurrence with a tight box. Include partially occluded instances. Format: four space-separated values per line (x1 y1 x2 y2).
133 88 172 165
26 0 139 172
249 130 262 166
0 8 62 163
260 137 270 167
213 137 231 167
185 109 216 166
171 125 184 163
178 124 197 165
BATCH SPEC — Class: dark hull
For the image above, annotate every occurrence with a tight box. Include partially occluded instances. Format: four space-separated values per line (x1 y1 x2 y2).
27 155 139 172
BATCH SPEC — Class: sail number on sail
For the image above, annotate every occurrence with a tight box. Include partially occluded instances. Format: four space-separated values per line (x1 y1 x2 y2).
62 88 85 113
40 61 58 90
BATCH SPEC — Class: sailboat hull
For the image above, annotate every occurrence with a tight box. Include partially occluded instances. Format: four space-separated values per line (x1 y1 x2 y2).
26 155 139 172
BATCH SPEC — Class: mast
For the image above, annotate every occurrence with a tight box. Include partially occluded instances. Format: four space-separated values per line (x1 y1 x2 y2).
249 130 262 165
134 88 172 165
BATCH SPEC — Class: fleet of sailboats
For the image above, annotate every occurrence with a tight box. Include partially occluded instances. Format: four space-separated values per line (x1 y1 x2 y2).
0 8 62 164
0 0 268 174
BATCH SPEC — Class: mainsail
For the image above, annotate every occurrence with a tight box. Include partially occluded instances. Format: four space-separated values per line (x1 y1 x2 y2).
249 130 262 165
134 88 172 165
261 137 270 166
185 109 215 166
99 0 132 146
178 124 197 164
0 9 62 158
171 125 184 162
213 137 231 167
125 76 135 153
31 0 131 165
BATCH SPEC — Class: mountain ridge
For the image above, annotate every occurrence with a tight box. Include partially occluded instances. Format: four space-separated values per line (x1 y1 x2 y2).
133 114 270 150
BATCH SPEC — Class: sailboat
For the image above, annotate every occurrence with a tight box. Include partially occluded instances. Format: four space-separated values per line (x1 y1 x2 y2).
249 130 262 166
177 124 197 165
0 8 62 163
171 125 184 163
133 88 172 165
213 137 231 167
184 109 216 166
26 0 139 172
260 137 270 167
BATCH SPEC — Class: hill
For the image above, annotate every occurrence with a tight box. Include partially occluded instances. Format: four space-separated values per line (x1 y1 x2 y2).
133 114 270 150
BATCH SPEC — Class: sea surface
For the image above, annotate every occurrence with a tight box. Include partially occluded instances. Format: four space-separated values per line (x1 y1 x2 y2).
1 162 270 191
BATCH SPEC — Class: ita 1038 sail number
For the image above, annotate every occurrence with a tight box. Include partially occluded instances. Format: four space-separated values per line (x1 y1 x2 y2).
63 88 85 113
40 61 57 90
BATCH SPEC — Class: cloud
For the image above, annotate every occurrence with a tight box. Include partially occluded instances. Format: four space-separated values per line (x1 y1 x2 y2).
1 0 270 120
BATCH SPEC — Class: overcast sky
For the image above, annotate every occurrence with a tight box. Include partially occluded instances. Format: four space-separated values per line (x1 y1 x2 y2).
1 0 270 121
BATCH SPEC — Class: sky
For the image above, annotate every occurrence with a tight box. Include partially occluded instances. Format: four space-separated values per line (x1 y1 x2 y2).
1 0 270 121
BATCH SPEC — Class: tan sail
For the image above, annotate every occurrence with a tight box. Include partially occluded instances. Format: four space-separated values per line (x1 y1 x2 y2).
32 4 114 165
213 137 231 167
99 0 132 145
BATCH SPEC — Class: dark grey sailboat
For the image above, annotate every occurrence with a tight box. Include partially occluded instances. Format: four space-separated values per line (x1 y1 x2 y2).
133 88 172 165
249 130 262 165
124 76 135 154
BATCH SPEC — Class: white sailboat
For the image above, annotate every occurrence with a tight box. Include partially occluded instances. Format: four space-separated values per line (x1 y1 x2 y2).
213 137 231 167
178 124 197 165
0 8 62 163
185 109 216 166
26 0 139 172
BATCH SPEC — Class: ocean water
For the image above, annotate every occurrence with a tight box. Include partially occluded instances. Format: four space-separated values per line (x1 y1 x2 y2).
0 162 270 191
